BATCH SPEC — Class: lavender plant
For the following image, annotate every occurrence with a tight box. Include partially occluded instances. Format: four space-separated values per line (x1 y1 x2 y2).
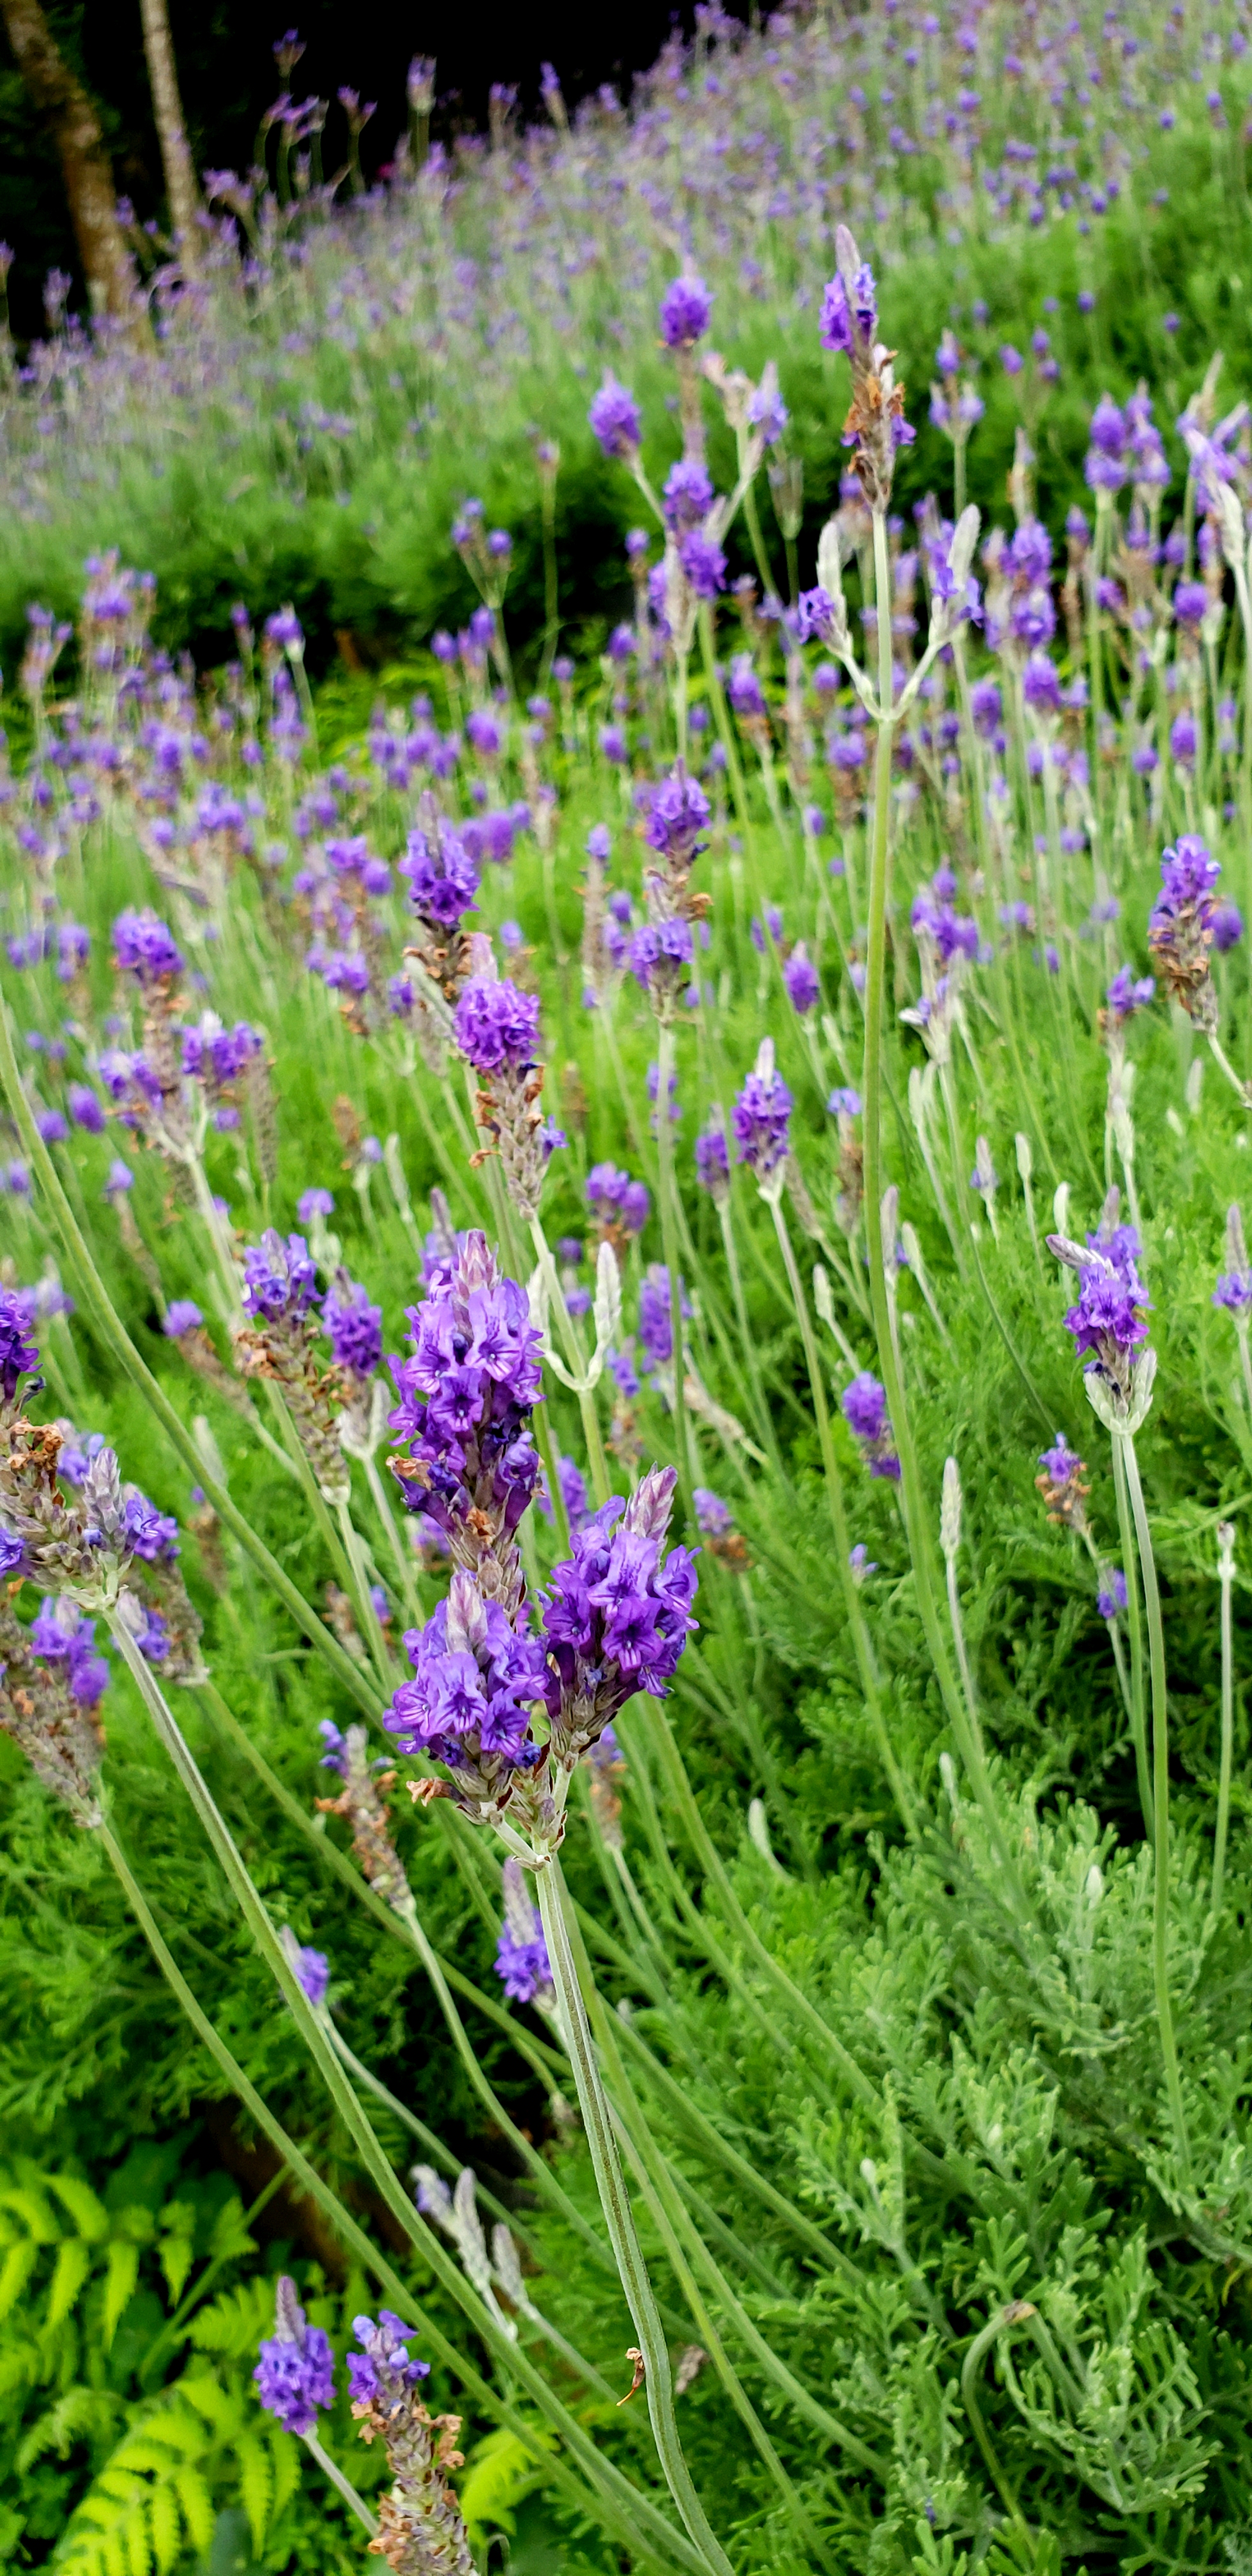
11 55 1252 2576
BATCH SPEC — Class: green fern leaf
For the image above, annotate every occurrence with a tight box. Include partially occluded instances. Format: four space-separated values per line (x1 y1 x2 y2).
0 2235 40 2323
123 2493 151 2576
267 2424 300 2521
236 2430 271 2556
46 2174 109 2244
172 2464 214 2554
188 2279 271 2359
146 2485 180 2576
458 2422 556 2543
47 2234 93 2331
102 2242 140 2350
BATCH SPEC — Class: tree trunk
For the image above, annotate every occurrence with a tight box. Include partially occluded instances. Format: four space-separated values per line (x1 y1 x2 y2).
138 0 200 263
0 0 137 322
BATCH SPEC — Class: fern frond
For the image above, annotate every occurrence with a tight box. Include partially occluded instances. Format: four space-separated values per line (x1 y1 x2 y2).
102 2242 140 2350
236 2428 272 2556
47 2234 94 2331
187 2278 272 2359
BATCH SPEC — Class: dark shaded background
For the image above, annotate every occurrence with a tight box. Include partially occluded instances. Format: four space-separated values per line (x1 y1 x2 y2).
0 1 747 339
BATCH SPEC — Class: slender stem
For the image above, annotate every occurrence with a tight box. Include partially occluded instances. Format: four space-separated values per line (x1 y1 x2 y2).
534 1857 735 2576
655 1018 697 1530
302 2430 378 2535
336 1496 395 1685
364 1452 424 1623
527 1213 612 1508
1213 1528 1235 1920
859 524 1014 1875
960 2305 1036 2533
95 1821 702 2576
1109 1438 1153 1842
768 1192 914 1831
1119 1432 1193 2188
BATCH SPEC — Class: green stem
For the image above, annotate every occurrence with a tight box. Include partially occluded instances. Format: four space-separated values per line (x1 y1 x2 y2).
860 514 1015 1883
1109 1438 1153 1843
655 1018 697 1529
534 1858 735 2576
95 1820 704 2576
768 1192 913 1830
302 2430 378 2535
1214 1529 1235 1920
1118 1432 1192 2189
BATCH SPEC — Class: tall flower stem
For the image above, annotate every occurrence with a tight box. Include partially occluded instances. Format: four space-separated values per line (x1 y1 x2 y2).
95 1819 703 2576
0 988 385 1723
527 1213 612 1508
1109 1438 1153 1841
861 511 1014 1882
533 1855 735 2576
1118 1431 1192 2188
335 1496 395 1684
302 2430 378 2535
767 1190 914 1831
1212 1522 1235 1921
655 1018 697 1529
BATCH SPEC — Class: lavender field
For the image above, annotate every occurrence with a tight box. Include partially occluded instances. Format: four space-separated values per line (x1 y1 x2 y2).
4 6 1252 2573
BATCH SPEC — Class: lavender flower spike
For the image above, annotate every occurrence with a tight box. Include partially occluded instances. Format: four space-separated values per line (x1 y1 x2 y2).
1048 1232 1157 1432
348 2317 475 2576
494 1855 555 2009
732 1039 792 1194
254 2276 336 2435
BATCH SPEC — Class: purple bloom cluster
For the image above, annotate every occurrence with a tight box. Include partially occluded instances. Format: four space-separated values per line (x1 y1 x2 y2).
452 974 540 1075
638 1264 689 1370
659 272 712 348
1097 1568 1128 1621
29 1597 109 1706
181 1018 261 1092
241 1231 320 1323
254 2278 336 2437
540 1471 698 1742
494 1857 553 2004
385 1568 547 1774
732 1055 792 1177
386 1232 541 1557
586 1163 649 1236
645 770 711 865
694 1122 730 1197
841 1372 901 1479
401 820 480 928
0 1289 41 1408
347 2312 429 2409
589 372 643 459
324 1277 383 1383
1105 967 1156 1023
123 1491 180 1561
1064 1268 1148 1372
112 909 183 985
819 261 877 358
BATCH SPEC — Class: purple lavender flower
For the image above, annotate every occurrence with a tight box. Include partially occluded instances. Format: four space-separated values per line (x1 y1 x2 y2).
289 1943 329 2005
164 1301 204 1338
586 1163 649 1236
112 909 183 985
732 1049 791 1178
401 820 480 930
828 1087 862 1117
645 770 710 864
783 946 820 1015
1063 1268 1148 1379
254 2278 336 2437
540 1468 698 1749
659 272 712 348
589 374 642 459
1213 901 1244 953
123 1492 179 1562
494 1856 553 2004
324 1278 383 1383
452 976 540 1075
241 1231 320 1323
1149 835 1221 1027
386 1569 547 1772
347 2313 429 2410
662 456 715 532
820 261 877 358
638 1264 689 1370
678 531 726 600
693 1489 733 1537
0 1289 41 1407
694 1121 730 1197
29 1596 109 1706
297 1188 334 1223
841 1372 900 1478
386 1232 541 1575
66 1084 105 1134
1104 968 1156 1023
1097 1568 1128 1621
